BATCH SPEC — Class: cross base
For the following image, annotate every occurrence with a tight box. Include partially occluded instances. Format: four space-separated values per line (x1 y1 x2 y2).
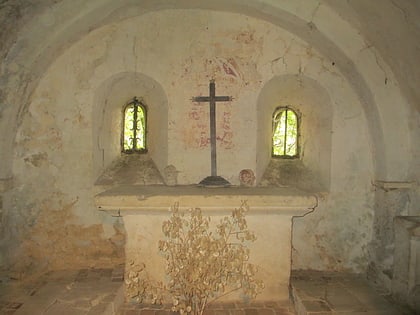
198 176 231 187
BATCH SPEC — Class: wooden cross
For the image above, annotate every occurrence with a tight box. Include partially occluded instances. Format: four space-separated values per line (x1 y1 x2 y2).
192 79 232 186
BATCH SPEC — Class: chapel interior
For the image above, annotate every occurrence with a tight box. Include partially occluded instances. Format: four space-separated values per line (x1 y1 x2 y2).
0 0 419 314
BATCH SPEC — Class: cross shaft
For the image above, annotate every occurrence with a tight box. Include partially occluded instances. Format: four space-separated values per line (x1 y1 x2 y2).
192 80 232 186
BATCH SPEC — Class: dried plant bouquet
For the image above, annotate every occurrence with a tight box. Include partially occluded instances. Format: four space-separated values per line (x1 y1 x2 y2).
126 202 264 315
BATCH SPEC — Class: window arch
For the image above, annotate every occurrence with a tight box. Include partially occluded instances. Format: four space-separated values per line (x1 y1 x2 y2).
272 106 299 158
122 97 147 153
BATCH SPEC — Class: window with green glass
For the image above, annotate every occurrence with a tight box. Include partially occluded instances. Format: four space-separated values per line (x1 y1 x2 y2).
272 107 299 158
122 97 147 153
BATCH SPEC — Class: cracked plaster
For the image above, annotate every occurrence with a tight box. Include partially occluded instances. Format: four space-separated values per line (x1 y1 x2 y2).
3 8 374 278
0 0 418 305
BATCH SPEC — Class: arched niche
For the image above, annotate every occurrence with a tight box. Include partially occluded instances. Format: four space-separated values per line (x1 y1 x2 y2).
256 74 333 191
92 72 168 182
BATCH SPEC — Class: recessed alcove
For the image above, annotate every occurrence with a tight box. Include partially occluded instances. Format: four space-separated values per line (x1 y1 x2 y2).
92 72 168 183
256 75 332 191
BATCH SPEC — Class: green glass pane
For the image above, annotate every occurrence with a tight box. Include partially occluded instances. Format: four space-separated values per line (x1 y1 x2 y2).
273 111 286 155
285 111 297 156
272 109 298 157
124 105 135 151
136 106 145 149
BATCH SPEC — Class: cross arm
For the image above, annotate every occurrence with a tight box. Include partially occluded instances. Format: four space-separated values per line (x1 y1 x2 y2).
192 96 233 102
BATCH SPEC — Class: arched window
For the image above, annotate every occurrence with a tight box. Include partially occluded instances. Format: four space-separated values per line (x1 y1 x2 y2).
272 106 299 158
122 97 147 153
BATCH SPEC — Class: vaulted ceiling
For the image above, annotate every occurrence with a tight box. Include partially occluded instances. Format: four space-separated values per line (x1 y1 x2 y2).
0 0 419 180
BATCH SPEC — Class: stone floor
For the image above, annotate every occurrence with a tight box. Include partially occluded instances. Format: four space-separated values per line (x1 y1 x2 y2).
290 271 416 315
0 268 417 315
119 300 295 315
0 268 125 315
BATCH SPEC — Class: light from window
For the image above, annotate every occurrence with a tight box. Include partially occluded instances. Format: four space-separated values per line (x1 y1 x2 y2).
123 97 146 152
272 107 298 157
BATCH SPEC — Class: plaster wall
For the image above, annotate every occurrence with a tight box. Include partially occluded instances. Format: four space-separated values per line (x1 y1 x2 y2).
4 9 380 275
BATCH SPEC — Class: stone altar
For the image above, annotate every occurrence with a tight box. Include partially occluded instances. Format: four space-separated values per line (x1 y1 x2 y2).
95 185 317 302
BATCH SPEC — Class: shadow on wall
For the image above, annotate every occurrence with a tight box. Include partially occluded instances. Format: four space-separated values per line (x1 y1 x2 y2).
259 159 326 193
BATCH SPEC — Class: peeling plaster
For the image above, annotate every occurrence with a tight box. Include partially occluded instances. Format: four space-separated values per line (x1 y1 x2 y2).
0 2 418 299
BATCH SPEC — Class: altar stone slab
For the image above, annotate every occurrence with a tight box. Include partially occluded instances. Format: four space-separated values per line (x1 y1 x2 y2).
95 185 317 213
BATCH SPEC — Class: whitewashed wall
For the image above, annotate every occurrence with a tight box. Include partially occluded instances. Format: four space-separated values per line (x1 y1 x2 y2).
7 10 381 273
